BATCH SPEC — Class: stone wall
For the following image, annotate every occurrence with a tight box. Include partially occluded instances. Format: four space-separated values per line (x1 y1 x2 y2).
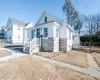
41 38 59 52
59 38 67 51
41 38 54 52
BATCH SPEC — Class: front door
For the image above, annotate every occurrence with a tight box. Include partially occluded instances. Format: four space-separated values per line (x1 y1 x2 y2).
37 28 40 38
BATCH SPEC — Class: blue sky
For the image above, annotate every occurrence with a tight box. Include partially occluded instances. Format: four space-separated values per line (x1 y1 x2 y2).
0 0 100 28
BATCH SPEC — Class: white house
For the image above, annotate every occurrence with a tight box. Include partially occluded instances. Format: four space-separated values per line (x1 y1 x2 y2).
0 26 7 40
23 11 80 54
6 18 33 44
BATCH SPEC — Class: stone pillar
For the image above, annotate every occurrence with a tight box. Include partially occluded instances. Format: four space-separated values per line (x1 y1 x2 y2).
59 38 67 51
41 38 59 52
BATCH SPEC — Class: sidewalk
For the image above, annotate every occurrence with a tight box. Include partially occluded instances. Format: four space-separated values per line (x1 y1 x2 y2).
87 53 99 69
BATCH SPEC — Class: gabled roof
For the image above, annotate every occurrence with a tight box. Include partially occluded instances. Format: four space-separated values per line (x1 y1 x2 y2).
35 11 74 32
25 22 34 29
9 17 27 26
35 11 63 26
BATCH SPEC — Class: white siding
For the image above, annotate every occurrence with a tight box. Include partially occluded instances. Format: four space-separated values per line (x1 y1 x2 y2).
59 26 66 38
12 25 23 43
73 33 80 49
66 27 73 51
36 12 61 26
27 28 32 40
53 25 59 38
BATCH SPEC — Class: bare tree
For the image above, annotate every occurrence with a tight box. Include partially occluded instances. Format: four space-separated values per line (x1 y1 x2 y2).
62 0 78 27
95 14 100 32
74 15 87 35
87 14 100 35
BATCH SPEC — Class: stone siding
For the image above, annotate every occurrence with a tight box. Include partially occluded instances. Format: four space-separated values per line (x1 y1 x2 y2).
59 38 67 51
41 38 59 52
41 38 54 52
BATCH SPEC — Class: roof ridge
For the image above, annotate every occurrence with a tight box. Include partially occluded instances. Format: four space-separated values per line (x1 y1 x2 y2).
9 17 27 26
9 17 26 24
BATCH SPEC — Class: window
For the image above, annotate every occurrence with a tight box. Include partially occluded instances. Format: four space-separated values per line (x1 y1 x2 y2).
18 27 20 30
44 16 47 22
73 36 74 40
69 31 71 39
31 30 35 38
17 35 20 39
8 28 10 31
9 37 11 39
56 28 59 37
75 35 77 37
37 28 40 38
44 28 48 37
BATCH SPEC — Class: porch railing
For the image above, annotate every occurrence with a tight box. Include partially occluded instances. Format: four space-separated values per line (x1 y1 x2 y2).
30 38 39 52
23 38 39 53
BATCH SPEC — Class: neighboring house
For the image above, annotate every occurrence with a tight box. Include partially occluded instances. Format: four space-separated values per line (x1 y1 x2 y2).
23 11 80 54
73 31 80 49
6 17 33 44
0 30 4 39
0 26 7 40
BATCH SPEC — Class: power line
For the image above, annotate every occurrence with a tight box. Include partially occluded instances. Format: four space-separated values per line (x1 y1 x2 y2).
84 0 92 11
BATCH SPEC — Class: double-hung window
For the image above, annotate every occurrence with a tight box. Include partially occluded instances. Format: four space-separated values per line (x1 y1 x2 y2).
44 16 47 22
73 35 74 40
31 30 35 38
44 28 48 37
18 27 20 30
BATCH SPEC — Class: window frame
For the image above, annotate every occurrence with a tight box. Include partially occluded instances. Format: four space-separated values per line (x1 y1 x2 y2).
9 37 11 39
18 27 20 30
44 28 48 38
31 30 35 38
44 16 47 22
